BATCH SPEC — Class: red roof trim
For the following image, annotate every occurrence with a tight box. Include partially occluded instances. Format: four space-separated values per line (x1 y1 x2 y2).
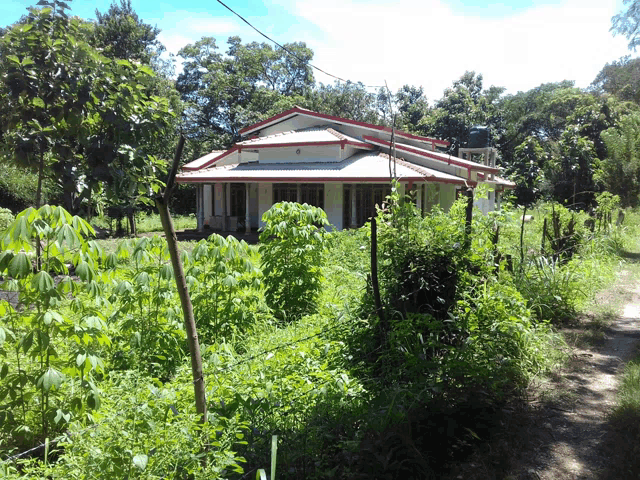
238 106 449 146
176 176 472 186
362 136 499 174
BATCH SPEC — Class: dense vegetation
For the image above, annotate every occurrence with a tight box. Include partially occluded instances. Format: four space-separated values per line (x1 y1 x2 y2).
0 190 633 478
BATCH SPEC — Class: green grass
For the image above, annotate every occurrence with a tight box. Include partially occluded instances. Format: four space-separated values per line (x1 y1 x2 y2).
90 212 196 235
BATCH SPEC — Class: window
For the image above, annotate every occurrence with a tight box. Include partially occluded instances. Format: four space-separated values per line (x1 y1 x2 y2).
229 183 246 217
343 184 391 228
300 184 324 209
273 183 298 203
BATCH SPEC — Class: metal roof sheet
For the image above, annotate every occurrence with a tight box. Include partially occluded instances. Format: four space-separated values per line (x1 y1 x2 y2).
237 126 366 147
176 151 471 185
181 150 226 171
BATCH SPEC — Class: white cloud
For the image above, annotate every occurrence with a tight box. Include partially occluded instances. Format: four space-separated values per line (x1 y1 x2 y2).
284 0 632 100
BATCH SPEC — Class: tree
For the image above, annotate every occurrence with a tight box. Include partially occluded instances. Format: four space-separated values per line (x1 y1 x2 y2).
305 81 382 124
611 0 640 50
597 113 640 207
591 56 640 104
0 1 101 209
420 71 502 155
0 1 172 218
394 85 429 132
546 126 597 209
92 0 163 65
506 136 547 205
177 36 314 153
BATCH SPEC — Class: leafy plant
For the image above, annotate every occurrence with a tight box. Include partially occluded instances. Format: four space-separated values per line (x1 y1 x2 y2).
0 205 108 448
107 236 185 380
259 202 329 321
187 233 263 343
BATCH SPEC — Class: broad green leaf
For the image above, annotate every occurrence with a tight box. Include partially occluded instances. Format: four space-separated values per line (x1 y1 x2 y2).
38 368 63 391
8 253 31 278
0 364 8 380
32 98 45 108
32 271 54 293
75 261 94 282
22 331 33 353
0 328 4 346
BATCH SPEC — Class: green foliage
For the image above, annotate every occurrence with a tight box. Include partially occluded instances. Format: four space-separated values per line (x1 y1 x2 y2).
611 0 640 51
457 282 560 393
598 113 640 207
0 1 172 216
259 202 329 321
187 233 263 342
0 208 14 233
0 162 55 212
0 206 107 449
106 236 185 379
14 371 248 479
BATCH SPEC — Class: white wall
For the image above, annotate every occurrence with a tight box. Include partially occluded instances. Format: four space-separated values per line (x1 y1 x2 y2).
440 184 456 211
324 183 342 231
259 145 339 164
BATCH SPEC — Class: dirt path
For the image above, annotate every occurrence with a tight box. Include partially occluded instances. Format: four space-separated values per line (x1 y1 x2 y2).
506 271 640 480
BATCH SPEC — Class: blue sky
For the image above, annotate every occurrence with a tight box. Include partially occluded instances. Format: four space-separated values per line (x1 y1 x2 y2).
2 0 634 102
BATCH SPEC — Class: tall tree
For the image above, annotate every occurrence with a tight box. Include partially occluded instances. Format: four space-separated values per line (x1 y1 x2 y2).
591 56 640 104
92 0 163 65
597 113 640 207
0 1 172 215
176 36 314 153
612 0 640 50
420 71 503 155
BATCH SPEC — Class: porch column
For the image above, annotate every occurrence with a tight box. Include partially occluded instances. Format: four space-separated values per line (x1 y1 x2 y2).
197 184 204 232
222 183 228 231
351 185 357 227
297 184 301 203
245 183 251 234
416 183 423 214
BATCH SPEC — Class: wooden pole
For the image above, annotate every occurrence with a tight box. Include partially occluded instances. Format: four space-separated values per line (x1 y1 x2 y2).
155 135 207 425
370 216 386 332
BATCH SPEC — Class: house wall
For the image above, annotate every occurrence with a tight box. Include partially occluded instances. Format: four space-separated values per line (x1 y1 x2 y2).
440 184 456 211
324 182 342 231
259 145 339 164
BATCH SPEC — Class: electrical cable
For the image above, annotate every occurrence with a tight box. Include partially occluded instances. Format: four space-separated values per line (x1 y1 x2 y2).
214 0 385 90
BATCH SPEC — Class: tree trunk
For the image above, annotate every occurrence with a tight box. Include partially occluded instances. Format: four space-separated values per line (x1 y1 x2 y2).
155 136 207 425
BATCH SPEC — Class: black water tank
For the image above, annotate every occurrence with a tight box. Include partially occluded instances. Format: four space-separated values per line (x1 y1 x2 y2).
467 126 491 148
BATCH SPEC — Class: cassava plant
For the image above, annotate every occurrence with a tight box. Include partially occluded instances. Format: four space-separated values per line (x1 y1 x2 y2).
0 205 108 449
187 233 262 343
259 202 329 321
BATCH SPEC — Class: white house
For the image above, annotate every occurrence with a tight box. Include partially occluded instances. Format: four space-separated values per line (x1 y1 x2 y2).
176 106 514 232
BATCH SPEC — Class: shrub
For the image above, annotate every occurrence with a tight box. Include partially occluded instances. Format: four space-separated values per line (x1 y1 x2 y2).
0 208 14 233
106 236 185 380
259 202 329 321
187 233 263 343
0 206 107 449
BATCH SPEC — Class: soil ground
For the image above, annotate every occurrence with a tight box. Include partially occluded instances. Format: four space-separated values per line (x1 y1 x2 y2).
446 267 640 480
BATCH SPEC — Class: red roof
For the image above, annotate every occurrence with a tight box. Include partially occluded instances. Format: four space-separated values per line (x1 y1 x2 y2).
238 106 450 147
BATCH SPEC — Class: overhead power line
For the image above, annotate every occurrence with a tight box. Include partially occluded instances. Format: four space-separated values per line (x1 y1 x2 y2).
214 0 385 90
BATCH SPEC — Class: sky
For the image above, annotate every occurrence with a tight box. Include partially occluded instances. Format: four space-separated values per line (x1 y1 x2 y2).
1 0 635 102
